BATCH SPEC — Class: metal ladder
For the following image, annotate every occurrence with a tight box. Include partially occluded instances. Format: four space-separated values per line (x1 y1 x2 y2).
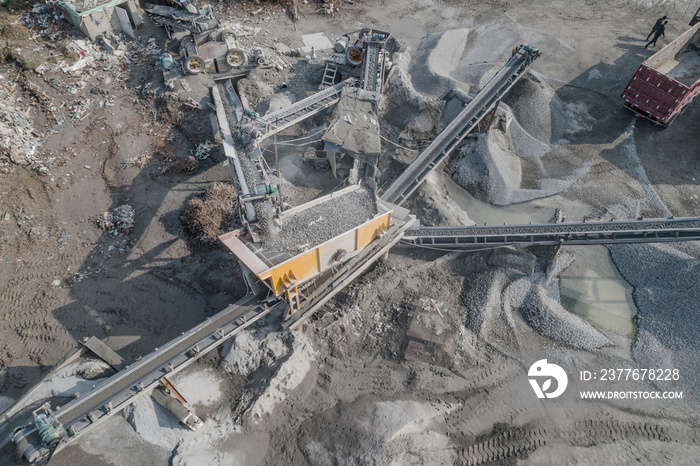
321 62 339 88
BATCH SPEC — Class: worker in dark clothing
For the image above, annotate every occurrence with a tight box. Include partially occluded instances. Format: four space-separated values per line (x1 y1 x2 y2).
646 15 667 41
645 20 667 48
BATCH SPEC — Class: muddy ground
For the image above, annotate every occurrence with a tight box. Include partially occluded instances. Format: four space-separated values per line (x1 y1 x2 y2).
2 0 700 464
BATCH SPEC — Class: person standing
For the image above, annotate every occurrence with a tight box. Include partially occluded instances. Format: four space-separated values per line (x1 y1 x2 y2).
646 15 667 41
645 20 668 48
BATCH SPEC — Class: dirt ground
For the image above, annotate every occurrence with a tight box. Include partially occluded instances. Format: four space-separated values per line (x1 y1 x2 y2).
2 0 700 464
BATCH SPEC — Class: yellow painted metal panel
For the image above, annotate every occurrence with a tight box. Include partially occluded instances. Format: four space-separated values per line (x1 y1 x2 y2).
356 212 391 249
260 248 320 295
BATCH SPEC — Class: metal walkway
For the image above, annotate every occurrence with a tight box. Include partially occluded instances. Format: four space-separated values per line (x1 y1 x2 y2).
249 79 353 140
360 40 384 99
381 45 540 205
47 294 272 453
401 217 700 248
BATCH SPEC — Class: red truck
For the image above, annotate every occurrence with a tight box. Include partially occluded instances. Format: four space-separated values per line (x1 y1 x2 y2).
621 21 700 127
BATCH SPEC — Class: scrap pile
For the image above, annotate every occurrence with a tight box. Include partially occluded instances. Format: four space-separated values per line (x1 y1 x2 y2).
96 204 136 234
0 77 43 173
181 182 239 244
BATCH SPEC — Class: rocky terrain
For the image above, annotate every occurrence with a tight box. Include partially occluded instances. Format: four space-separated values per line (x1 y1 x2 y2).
2 0 700 464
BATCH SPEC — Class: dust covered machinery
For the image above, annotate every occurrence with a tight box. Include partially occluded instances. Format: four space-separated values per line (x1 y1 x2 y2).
220 183 414 322
321 28 394 93
11 403 66 464
180 30 266 75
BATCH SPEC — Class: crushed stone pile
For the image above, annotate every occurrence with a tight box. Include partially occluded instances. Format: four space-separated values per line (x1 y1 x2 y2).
505 279 614 350
460 269 511 338
180 182 239 244
96 204 135 233
381 68 445 135
261 186 378 254
504 74 567 144
450 127 585 206
609 242 700 398
408 29 471 97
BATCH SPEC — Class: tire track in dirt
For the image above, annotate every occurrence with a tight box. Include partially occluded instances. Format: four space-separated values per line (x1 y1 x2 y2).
456 420 700 465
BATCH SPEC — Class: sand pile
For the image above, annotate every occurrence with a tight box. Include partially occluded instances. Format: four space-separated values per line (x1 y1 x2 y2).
221 329 289 376
410 171 476 227
180 182 239 245
381 68 445 135
17 360 112 408
450 120 589 206
408 29 471 97
299 398 455 465
248 332 317 421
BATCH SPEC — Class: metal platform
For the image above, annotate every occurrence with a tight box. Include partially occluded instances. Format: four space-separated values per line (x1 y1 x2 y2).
381 45 540 205
249 79 354 140
401 217 700 248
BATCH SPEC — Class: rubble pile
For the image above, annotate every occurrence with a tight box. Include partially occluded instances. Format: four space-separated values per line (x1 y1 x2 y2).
0 77 42 173
20 2 63 41
180 182 239 244
96 204 136 233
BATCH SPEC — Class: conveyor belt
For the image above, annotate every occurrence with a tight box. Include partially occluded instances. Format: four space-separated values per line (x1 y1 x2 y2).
381 44 540 205
401 217 700 248
249 79 353 140
50 294 272 453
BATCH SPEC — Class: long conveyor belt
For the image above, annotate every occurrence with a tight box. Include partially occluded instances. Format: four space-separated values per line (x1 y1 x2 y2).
46 294 273 453
401 217 700 248
381 44 540 205
248 79 353 140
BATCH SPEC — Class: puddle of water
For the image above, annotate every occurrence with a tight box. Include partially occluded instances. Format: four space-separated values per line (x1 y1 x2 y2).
439 173 636 338
441 173 556 225
559 246 637 339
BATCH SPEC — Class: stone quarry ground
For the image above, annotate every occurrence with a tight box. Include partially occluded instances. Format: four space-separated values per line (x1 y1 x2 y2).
2 0 700 464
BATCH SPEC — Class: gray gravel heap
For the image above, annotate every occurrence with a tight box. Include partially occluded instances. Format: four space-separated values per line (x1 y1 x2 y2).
460 270 511 337
609 242 700 399
262 187 378 254
505 278 614 350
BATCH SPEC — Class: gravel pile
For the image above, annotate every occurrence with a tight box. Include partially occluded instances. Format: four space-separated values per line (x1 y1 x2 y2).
381 68 445 135
262 187 378 254
609 242 700 398
503 74 566 144
460 270 511 337
505 278 614 350
408 29 471 97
